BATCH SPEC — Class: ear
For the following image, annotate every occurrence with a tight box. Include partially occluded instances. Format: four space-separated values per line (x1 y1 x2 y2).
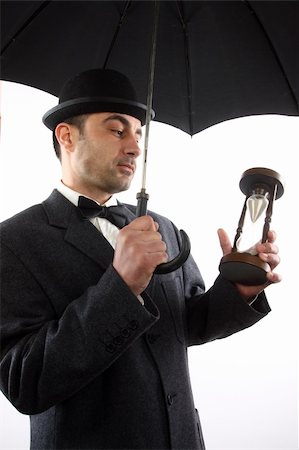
55 123 78 152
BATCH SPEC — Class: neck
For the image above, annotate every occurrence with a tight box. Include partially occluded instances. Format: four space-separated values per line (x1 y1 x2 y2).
61 179 112 205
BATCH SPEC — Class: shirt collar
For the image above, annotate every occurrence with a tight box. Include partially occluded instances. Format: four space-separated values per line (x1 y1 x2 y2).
57 181 118 207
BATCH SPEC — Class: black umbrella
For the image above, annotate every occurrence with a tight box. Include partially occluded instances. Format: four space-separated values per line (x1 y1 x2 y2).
1 0 299 272
1 1 299 132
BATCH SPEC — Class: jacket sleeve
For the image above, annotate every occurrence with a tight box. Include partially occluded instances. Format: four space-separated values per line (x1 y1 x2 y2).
162 224 270 345
172 224 271 346
0 242 159 415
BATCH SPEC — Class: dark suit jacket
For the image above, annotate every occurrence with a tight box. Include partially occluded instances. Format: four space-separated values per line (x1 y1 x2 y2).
0 190 270 450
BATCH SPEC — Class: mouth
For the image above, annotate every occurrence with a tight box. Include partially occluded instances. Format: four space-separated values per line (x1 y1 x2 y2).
117 162 135 175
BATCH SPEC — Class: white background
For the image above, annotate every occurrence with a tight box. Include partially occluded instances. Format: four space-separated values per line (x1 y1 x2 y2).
0 81 298 449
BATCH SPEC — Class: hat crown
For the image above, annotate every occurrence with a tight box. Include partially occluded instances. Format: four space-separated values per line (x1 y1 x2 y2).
59 68 139 104
42 68 154 130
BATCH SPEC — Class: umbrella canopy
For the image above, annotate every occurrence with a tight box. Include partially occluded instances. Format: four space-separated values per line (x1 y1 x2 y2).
1 0 298 274
1 0 299 136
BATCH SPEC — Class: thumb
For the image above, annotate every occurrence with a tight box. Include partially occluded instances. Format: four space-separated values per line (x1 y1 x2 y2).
217 228 232 256
128 215 157 231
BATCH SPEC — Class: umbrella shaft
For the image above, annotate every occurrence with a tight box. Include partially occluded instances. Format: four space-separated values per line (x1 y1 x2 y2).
136 188 149 217
140 0 160 191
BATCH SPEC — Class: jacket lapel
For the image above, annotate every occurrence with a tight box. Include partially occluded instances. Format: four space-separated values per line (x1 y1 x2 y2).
65 214 115 269
43 190 114 270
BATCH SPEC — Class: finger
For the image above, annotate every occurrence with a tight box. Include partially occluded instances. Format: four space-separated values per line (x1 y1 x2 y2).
217 228 232 256
266 271 282 284
128 215 157 231
125 229 164 244
267 230 277 243
139 239 167 253
259 253 280 271
144 250 169 267
256 242 279 255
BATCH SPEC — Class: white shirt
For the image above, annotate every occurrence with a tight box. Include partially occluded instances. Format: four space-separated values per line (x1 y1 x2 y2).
57 181 144 305
57 181 120 248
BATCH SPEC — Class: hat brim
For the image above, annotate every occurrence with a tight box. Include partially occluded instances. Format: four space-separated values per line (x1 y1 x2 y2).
42 96 155 130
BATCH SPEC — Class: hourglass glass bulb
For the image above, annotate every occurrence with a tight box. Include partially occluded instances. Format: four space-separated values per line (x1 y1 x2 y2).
246 193 269 223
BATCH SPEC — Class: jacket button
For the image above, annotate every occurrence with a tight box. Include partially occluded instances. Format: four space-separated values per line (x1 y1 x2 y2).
129 320 139 330
113 336 124 346
121 328 131 338
105 343 116 353
167 394 173 406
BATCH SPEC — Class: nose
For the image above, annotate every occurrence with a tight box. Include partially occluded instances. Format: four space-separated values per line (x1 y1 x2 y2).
123 133 142 158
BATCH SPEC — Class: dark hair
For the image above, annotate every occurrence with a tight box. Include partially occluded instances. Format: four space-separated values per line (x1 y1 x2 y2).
53 114 87 160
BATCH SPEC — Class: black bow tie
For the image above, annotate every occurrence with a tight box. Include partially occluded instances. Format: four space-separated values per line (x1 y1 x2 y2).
78 196 129 229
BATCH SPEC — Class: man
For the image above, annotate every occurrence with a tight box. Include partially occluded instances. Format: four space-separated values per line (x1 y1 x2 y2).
0 69 280 450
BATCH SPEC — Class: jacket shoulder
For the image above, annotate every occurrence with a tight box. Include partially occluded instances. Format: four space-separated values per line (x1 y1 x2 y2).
0 203 46 232
0 190 72 238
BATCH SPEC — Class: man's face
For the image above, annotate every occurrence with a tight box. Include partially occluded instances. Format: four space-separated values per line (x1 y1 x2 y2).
66 112 142 201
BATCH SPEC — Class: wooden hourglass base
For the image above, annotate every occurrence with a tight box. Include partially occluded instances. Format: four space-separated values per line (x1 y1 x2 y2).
219 252 270 285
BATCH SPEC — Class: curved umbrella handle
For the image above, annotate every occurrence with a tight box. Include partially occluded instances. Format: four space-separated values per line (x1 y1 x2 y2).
136 190 191 274
154 229 191 274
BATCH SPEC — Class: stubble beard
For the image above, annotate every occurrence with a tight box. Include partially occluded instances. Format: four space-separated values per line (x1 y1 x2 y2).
77 138 134 196
84 164 133 196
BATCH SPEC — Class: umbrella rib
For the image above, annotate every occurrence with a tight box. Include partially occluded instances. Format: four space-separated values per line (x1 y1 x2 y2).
176 0 194 135
245 0 299 111
102 0 132 69
1 1 51 57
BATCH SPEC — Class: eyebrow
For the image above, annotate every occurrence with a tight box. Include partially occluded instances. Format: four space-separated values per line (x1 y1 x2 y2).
103 114 142 138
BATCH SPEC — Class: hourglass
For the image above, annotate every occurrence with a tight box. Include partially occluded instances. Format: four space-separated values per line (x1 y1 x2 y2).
219 168 284 285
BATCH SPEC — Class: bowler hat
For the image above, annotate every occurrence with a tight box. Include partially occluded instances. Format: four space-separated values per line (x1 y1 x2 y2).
42 68 154 130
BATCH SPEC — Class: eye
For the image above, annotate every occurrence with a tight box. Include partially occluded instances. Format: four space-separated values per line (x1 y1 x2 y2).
112 129 124 137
